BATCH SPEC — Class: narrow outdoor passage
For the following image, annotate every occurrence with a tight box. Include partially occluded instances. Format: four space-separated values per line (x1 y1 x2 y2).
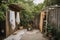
1 0 60 40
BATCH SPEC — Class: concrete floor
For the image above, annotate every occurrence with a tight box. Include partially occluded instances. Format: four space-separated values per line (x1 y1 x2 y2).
4 29 48 40
21 30 47 40
4 29 27 40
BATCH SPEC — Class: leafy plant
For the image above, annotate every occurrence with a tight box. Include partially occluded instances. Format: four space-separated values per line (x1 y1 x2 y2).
0 4 8 20
47 24 53 33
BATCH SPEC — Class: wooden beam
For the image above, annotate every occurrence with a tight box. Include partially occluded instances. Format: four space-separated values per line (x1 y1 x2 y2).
39 11 45 32
6 10 10 37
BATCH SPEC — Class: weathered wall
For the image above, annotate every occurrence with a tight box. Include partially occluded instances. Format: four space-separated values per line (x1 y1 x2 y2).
48 7 60 30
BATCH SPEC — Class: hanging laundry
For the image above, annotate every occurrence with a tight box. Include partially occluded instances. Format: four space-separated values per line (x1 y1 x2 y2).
16 12 20 24
9 10 16 30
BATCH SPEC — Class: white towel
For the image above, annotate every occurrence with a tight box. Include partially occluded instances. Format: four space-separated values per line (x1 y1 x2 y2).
9 10 16 30
16 12 20 24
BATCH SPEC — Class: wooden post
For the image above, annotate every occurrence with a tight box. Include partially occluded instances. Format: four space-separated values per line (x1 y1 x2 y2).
39 11 45 32
6 10 10 37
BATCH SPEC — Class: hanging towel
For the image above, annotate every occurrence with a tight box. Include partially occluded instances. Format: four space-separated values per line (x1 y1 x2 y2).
16 12 20 24
10 10 16 30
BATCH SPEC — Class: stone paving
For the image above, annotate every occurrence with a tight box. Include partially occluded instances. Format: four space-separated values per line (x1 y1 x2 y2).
21 30 47 40
4 29 27 40
4 29 48 40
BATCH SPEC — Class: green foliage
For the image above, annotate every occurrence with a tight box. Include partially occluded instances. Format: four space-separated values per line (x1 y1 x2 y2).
17 0 35 27
0 4 8 20
34 3 44 13
0 0 44 27
44 0 60 6
47 24 53 33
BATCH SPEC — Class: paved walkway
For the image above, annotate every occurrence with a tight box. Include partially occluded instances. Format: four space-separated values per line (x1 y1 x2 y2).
21 30 47 40
4 29 48 40
4 29 27 40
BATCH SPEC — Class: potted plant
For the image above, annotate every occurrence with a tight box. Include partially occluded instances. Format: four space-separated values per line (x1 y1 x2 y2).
27 24 32 31
19 21 24 30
